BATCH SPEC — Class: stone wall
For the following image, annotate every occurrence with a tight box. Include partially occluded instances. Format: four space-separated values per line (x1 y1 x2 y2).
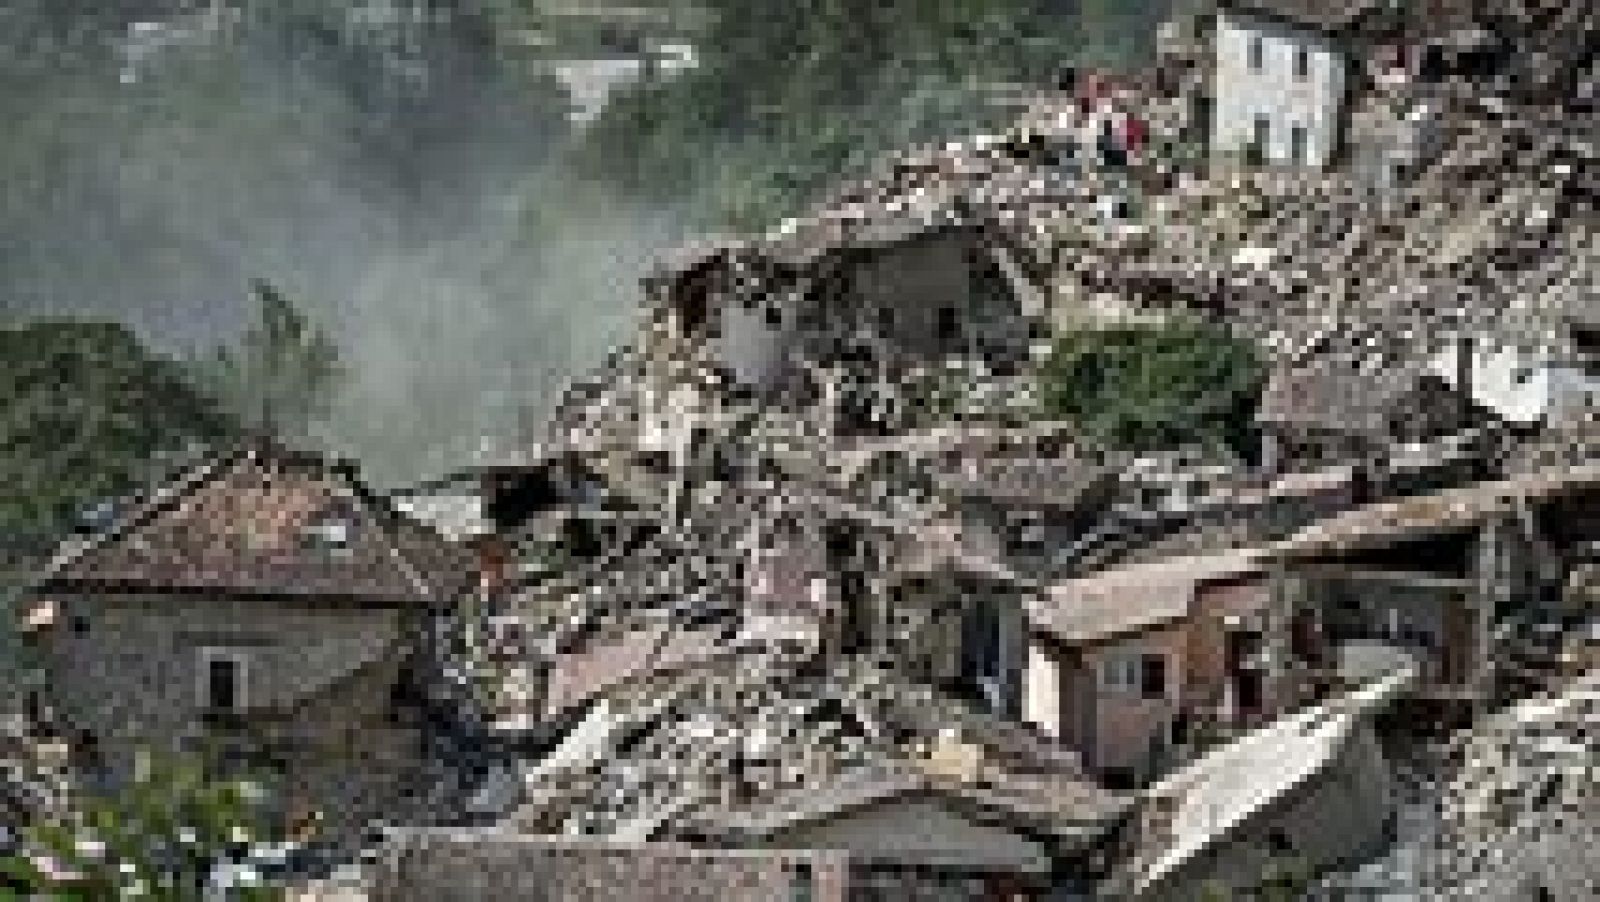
33 593 435 845
38 593 409 750
371 832 850 902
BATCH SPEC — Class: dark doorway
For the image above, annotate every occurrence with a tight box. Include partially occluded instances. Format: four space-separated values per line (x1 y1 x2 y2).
827 522 870 654
935 305 961 352
206 654 240 714
1226 630 1264 715
1140 654 1168 700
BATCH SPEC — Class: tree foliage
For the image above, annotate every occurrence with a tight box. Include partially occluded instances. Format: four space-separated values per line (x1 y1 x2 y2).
194 279 344 445
574 1 1165 229
0 748 283 901
0 320 236 540
1037 319 1263 460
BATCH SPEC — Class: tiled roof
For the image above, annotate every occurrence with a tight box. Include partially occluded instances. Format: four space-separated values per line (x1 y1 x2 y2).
1027 549 1268 646
1218 0 1387 32
35 438 475 604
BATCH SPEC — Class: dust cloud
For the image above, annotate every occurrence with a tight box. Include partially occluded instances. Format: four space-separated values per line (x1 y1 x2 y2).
0 1 687 485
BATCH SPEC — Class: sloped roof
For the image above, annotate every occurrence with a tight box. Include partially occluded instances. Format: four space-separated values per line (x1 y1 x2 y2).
1129 665 1420 896
689 759 1123 859
1028 549 1269 646
34 438 475 604
1218 0 1387 32
1256 347 1452 437
1272 465 1600 561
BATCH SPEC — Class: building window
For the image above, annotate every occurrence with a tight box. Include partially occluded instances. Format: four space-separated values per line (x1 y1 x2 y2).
1248 36 1264 72
301 511 355 558
1101 654 1141 691
790 862 813 902
1290 124 1308 165
1141 654 1168 700
1293 46 1310 81
1249 115 1271 165
935 305 961 350
1572 325 1600 377
199 648 246 716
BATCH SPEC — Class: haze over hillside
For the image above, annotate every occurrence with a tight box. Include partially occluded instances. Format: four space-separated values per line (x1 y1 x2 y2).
0 0 1167 485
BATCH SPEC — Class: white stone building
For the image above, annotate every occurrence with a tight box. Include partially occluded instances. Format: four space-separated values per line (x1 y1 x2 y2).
1211 2 1360 168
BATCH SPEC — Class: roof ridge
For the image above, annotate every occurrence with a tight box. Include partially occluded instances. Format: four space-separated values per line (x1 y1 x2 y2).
336 465 471 603
31 443 247 593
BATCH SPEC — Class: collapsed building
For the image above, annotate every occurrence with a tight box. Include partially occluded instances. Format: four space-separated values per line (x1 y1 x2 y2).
11 2 1598 899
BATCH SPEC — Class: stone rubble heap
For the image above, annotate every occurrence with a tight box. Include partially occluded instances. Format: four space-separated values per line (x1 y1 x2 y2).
1424 669 1600 900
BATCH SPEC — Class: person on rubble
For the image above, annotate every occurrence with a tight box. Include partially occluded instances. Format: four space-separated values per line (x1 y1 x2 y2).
1122 112 1148 163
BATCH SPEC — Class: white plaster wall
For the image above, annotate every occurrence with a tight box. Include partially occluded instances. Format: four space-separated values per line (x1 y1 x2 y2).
1212 13 1347 167
1429 343 1600 425
1137 722 1396 902
1024 639 1062 738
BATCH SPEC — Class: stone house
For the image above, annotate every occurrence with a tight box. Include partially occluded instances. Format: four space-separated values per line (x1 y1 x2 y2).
379 752 1126 902
371 834 849 902
16 439 475 842
635 143 1062 441
1023 550 1288 788
1210 1 1491 172
677 763 1124 901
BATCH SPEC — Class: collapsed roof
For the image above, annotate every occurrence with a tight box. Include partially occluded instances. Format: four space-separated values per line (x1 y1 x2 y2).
513 648 1129 857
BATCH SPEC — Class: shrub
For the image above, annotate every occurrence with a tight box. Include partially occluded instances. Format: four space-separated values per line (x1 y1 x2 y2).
1037 318 1263 461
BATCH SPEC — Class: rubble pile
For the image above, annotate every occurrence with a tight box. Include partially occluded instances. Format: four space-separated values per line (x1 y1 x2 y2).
1423 669 1600 900
511 647 1116 843
0 724 74 851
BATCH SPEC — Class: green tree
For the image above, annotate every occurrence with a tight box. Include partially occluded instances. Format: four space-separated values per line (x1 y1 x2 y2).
197 279 343 445
1037 318 1263 460
0 748 283 901
1194 850 1314 900
0 320 236 540
573 0 1155 229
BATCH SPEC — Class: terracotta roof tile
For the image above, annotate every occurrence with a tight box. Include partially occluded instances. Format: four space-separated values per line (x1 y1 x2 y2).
37 440 474 604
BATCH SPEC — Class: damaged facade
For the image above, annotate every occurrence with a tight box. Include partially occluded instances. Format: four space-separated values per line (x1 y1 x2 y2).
15 439 477 846
10 1 1599 900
